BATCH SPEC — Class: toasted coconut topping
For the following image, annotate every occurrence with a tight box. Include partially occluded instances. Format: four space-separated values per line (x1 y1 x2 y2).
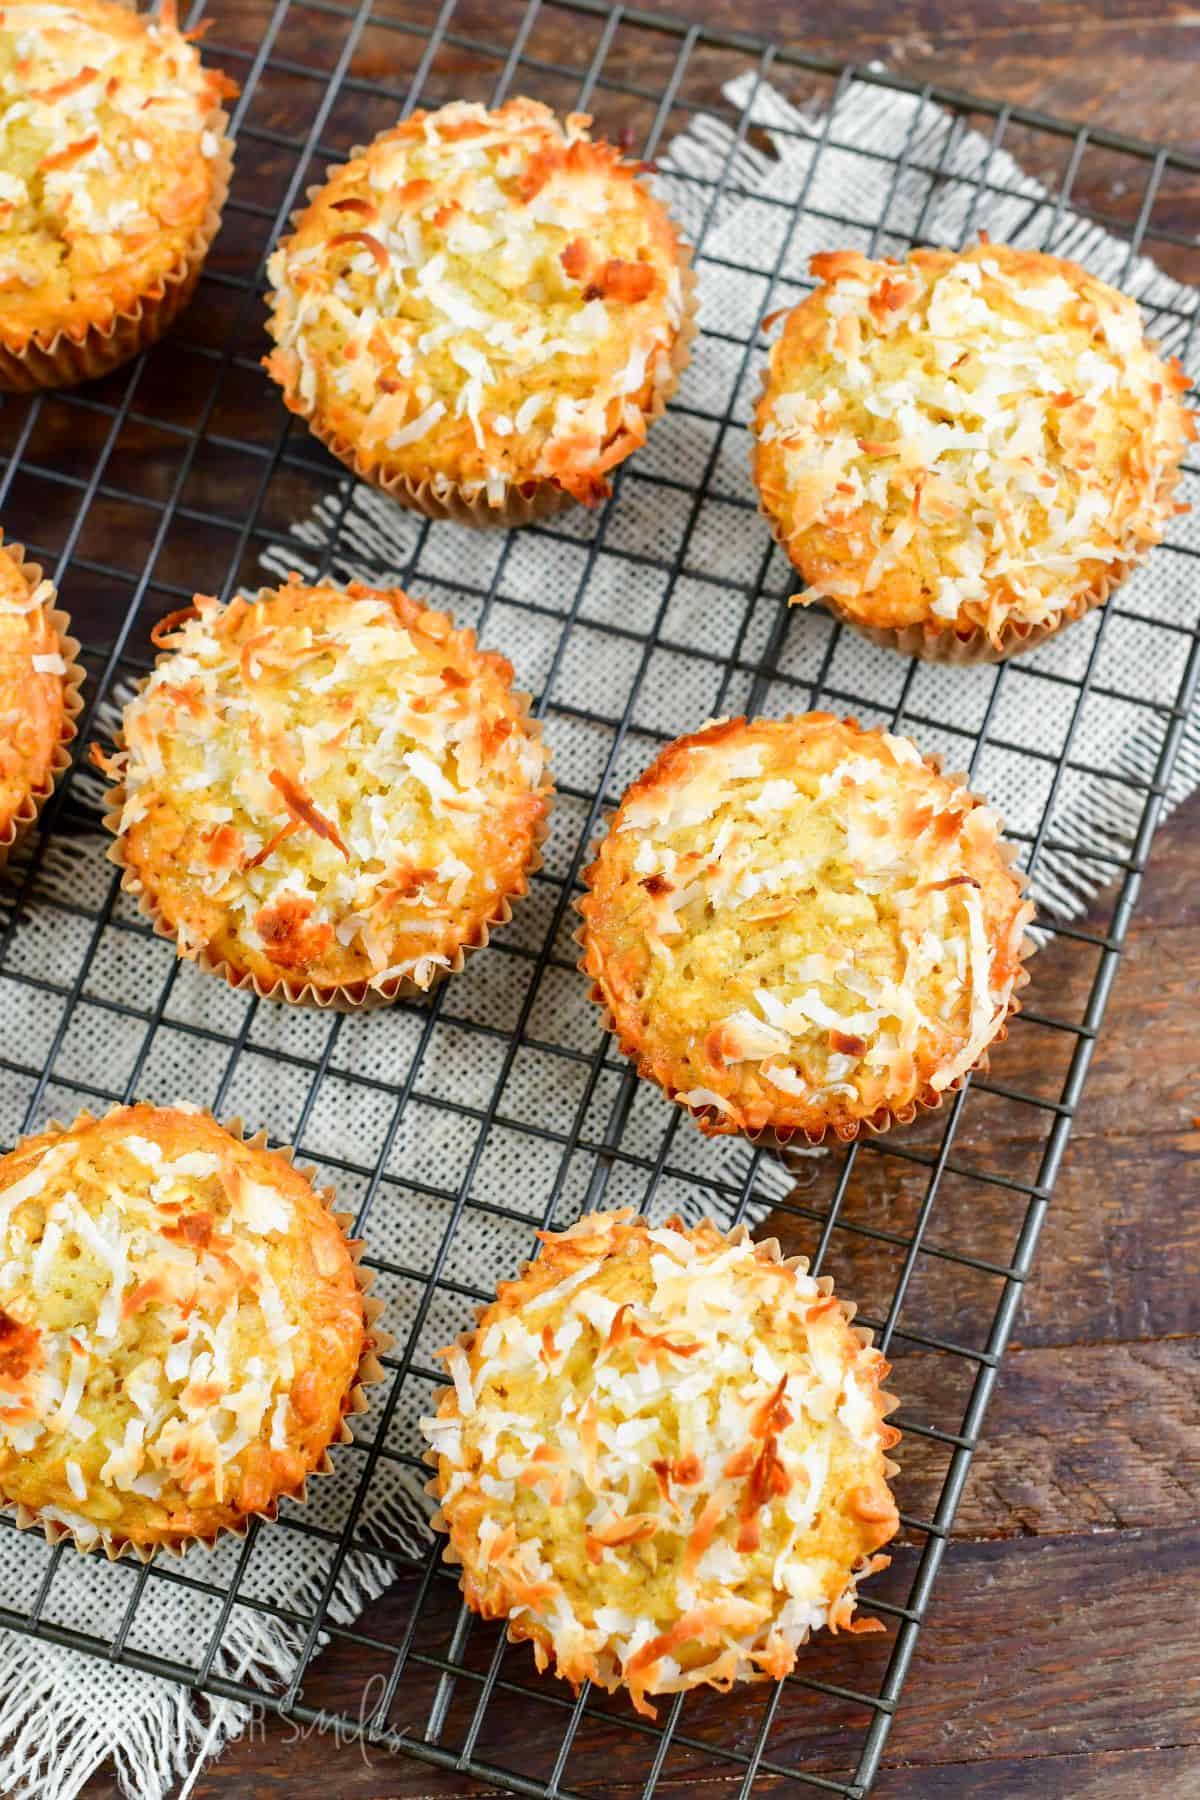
0 1105 364 1549
580 713 1034 1141
0 539 71 837
423 1211 899 1716
0 1 235 350
753 243 1194 647
104 579 549 997
264 97 687 505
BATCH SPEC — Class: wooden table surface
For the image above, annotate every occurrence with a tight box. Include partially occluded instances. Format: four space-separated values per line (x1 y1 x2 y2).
69 2 1198 1796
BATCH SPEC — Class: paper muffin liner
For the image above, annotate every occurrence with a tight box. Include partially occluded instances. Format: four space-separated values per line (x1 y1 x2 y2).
576 726 1037 1149
270 147 697 528
100 595 553 1010
3 1107 391 1564
421 1216 902 1706
105 798 550 1013
817 564 1116 666
577 969 1030 1152
0 539 86 867
752 365 1190 665
0 108 233 394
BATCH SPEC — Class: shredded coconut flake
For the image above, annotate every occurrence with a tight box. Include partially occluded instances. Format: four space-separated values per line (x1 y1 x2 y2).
583 715 1032 1135
424 1212 897 1715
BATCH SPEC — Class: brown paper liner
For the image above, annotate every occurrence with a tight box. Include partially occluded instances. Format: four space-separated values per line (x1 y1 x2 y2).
269 157 698 527
422 1216 901 1710
100 591 553 1010
4 1105 391 1563
816 566 1115 666
106 799 550 1013
0 539 86 867
0 110 234 394
576 728 1037 1147
306 437 581 530
753 353 1188 664
577 968 1030 1151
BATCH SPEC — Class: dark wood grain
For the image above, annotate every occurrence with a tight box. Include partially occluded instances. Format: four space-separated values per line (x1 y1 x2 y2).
171 1520 1200 1797
62 1 1200 1796
872 1748 1200 1800
900 1338 1200 1537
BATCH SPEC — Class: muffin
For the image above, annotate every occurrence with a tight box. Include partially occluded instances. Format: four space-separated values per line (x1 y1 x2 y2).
752 241 1195 661
97 578 550 1007
0 0 236 391
264 97 694 526
0 534 84 859
579 713 1034 1143
0 1103 381 1557
423 1209 899 1717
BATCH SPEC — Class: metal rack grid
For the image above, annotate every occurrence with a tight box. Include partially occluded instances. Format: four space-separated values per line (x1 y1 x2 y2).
0 0 1197 1794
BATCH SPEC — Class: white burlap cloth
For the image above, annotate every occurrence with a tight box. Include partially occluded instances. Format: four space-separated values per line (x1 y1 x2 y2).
0 71 1195 1800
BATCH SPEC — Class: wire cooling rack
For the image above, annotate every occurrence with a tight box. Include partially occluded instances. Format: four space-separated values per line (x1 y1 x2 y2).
0 1 1197 1795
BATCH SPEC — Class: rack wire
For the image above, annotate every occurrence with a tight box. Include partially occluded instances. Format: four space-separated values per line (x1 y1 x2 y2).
0 1 1197 1794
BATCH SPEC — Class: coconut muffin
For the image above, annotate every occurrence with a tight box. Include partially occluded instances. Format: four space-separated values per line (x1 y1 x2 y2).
98 579 550 1006
579 713 1033 1143
264 97 693 524
0 1104 373 1556
0 0 236 391
0 535 83 856
753 242 1195 661
423 1209 899 1716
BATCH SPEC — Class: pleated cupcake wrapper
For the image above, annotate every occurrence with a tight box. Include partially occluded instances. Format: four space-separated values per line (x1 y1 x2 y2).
0 108 233 394
421 1217 902 1708
759 457 1115 669
752 364 1190 665
576 719 1037 1149
816 558 1120 666
4 1106 391 1565
319 455 582 531
575 973 1027 1151
100 590 553 1011
104 794 549 1013
267 147 698 527
0 539 86 868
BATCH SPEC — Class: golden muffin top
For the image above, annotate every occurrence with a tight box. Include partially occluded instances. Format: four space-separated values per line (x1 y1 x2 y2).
753 242 1194 648
0 539 74 840
0 1105 365 1551
580 713 1033 1141
265 97 688 504
0 0 235 350
424 1210 899 1716
100 579 550 999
